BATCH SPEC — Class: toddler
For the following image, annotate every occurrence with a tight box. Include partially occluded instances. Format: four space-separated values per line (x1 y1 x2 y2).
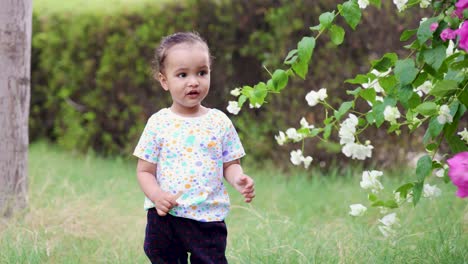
133 32 255 264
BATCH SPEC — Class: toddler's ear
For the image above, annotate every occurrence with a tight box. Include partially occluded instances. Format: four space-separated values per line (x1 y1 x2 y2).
158 72 169 91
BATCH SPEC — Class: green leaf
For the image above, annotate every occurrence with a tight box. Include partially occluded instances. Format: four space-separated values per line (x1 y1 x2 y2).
241 85 254 97
373 102 385 127
397 84 413 109
345 74 368 84
445 132 468 153
422 45 446 71
395 182 414 199
414 102 438 116
323 116 334 125
379 75 398 95
417 17 438 43
368 193 378 202
412 182 424 206
323 124 333 140
297 36 315 64
338 1 362 30
347 87 362 97
458 89 468 107
394 59 419 85
426 116 445 139
416 155 432 182
359 88 376 104
366 111 375 124
238 95 247 107
284 49 298 65
412 71 428 88
371 199 398 209
425 142 438 151
329 25 345 45
371 53 398 72
334 101 354 120
400 29 417 41
429 80 458 97
250 82 268 105
292 37 316 79
292 61 308 80
310 24 322 31
272 69 289 92
319 12 335 29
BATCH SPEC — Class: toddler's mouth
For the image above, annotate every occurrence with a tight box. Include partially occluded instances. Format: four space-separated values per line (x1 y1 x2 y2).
187 90 200 96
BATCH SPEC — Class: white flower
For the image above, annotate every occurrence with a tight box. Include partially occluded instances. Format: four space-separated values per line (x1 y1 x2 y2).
227 101 241 115
300 117 314 129
383 106 401 124
286 128 303 142
275 131 287 146
349 204 367 216
248 103 261 109
393 0 408 12
435 168 445 178
423 184 442 199
435 164 448 178
415 81 432 96
378 225 396 238
437 105 453 124
290 149 313 168
394 191 403 203
371 69 391 78
420 17 427 24
302 156 313 169
379 212 400 227
419 0 430 8
458 128 468 143
305 88 328 107
342 143 373 160
446 40 456 57
338 114 358 145
339 126 355 145
357 0 369 9
230 88 241 97
290 150 303 165
360 170 384 193
362 78 384 93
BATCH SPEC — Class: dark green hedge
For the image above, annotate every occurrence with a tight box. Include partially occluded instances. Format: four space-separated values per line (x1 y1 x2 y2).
31 0 427 165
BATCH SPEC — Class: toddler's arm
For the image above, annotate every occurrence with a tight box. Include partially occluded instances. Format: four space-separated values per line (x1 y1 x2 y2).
223 159 255 203
136 159 180 216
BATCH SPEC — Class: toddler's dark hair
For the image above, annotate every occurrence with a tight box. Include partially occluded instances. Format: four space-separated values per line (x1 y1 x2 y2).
153 32 212 75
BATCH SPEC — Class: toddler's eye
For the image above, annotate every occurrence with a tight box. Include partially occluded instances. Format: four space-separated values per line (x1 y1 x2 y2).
177 73 187 78
198 70 208 76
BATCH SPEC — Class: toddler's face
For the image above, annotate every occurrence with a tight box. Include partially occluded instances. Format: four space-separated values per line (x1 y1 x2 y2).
159 42 211 114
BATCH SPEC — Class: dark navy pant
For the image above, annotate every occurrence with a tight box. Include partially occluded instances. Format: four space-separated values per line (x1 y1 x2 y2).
144 208 228 264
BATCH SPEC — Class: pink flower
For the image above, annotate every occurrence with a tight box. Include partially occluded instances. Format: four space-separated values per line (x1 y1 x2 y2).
454 0 468 19
447 152 468 198
440 28 459 41
458 22 468 52
430 23 439 32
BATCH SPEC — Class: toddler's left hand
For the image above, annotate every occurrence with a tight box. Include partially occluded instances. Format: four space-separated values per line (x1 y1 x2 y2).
233 174 255 203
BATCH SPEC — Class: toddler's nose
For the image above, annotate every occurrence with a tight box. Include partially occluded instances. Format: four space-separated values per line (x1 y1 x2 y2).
188 76 199 87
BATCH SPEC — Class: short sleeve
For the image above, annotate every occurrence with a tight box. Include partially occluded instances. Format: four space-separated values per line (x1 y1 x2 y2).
222 119 246 163
133 115 160 164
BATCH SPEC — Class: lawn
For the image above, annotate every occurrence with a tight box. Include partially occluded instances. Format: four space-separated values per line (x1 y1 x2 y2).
0 142 466 263
33 0 169 15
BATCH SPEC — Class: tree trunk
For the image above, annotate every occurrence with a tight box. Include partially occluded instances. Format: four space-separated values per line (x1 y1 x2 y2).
0 0 32 217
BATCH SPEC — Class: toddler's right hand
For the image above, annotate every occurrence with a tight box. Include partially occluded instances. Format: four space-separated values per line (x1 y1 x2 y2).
154 191 183 216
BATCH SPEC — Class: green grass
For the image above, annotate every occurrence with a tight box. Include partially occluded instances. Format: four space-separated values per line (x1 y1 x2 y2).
33 0 170 15
1 142 467 263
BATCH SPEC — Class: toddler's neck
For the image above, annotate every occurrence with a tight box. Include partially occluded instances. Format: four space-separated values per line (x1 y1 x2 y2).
169 105 210 118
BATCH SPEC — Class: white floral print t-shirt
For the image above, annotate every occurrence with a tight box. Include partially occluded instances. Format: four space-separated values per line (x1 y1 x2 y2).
133 108 245 222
